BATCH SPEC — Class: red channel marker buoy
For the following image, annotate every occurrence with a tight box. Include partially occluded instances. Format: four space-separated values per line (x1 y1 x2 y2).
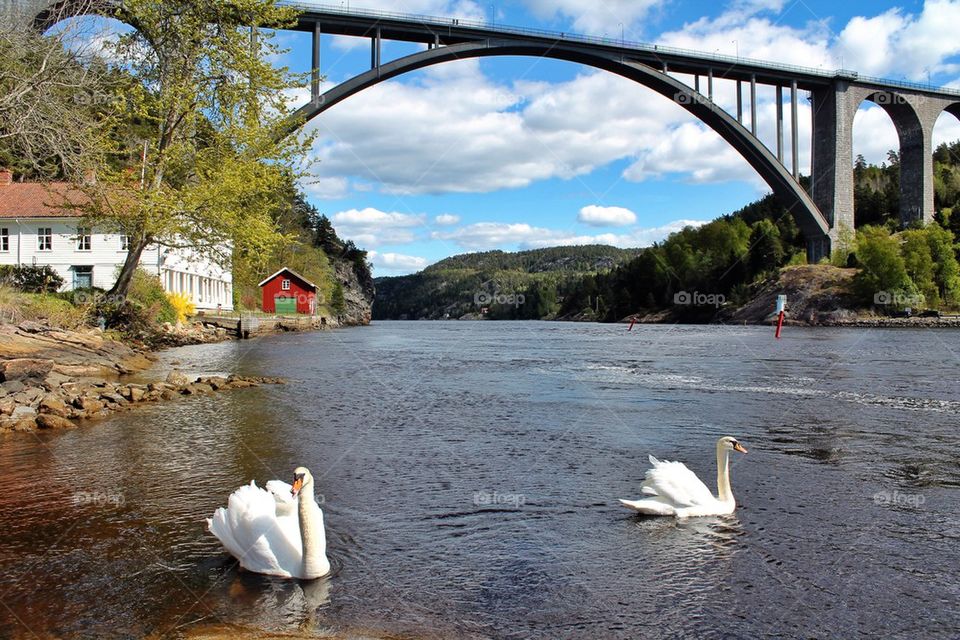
774 294 786 339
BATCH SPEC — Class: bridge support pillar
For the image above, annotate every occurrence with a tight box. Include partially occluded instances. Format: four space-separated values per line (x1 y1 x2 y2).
810 82 856 256
371 27 381 69
311 22 321 103
897 109 931 226
901 95 948 227
775 86 784 162
791 80 799 179
736 80 742 122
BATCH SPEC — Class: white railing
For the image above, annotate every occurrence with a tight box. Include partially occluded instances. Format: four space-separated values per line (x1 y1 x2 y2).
277 1 960 97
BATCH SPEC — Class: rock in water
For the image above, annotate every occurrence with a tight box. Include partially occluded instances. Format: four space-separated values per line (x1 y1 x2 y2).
165 370 191 386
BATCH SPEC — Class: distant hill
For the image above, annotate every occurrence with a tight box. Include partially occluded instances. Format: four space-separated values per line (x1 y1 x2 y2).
373 245 640 320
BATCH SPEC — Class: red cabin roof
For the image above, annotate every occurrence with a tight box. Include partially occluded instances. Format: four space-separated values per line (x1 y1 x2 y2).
257 267 317 291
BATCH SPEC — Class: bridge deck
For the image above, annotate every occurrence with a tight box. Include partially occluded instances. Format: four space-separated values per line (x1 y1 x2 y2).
279 1 960 98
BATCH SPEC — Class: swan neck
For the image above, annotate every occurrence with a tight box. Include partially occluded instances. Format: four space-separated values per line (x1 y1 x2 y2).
716 445 734 503
298 484 327 578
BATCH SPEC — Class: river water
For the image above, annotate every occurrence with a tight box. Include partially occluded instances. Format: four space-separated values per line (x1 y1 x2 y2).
1 322 959 639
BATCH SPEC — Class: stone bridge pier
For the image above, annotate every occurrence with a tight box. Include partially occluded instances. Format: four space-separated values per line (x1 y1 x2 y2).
811 81 960 254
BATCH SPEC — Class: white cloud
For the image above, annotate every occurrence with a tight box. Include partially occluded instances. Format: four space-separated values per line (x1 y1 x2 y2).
431 222 564 250
934 112 960 147
522 0 664 35
308 63 691 196
434 214 460 225
578 205 637 227
432 219 709 251
658 13 836 69
852 106 900 165
368 250 430 275
836 1 960 78
330 207 426 247
303 176 350 200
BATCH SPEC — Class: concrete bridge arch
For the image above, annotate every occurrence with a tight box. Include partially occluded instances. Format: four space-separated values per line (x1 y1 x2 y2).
291 41 831 251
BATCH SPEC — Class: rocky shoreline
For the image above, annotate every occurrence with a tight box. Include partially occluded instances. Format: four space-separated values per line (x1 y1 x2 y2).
0 321 284 435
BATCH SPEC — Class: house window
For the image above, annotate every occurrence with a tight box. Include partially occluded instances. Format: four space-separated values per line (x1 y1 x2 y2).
76 227 91 251
72 266 93 289
120 235 130 251
37 227 52 251
281 278 291 291
0 228 8 252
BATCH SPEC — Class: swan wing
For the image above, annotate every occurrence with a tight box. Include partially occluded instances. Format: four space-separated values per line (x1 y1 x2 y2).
266 480 297 518
618 497 676 515
208 480 303 578
640 455 717 507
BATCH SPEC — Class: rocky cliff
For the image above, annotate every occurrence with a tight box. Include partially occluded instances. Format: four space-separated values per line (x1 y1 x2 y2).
333 258 375 326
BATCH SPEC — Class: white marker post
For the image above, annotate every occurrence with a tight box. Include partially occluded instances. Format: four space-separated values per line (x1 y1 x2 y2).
775 294 786 339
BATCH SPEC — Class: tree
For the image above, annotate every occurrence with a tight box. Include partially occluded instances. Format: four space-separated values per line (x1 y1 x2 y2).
76 0 313 298
0 2 115 179
853 225 917 307
747 219 784 277
901 228 938 307
331 281 345 314
924 224 960 306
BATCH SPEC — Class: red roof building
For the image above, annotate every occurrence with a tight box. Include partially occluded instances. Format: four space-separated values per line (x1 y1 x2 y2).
258 267 318 315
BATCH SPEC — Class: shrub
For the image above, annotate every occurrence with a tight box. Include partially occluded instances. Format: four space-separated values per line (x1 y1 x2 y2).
167 292 195 324
127 270 177 324
0 264 64 293
94 299 152 333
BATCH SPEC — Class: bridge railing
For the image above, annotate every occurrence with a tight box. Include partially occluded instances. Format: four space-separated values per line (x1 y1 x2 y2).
279 1 960 98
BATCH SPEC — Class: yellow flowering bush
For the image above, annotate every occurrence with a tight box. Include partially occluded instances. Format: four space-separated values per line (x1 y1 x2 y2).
167 292 196 324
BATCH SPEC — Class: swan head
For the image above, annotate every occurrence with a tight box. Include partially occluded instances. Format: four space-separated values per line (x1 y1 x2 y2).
291 466 313 497
718 436 748 454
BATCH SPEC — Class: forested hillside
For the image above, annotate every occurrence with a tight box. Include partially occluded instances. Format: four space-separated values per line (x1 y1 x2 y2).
373 246 639 320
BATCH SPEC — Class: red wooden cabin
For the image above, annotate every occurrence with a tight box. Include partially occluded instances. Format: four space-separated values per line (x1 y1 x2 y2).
258 268 317 315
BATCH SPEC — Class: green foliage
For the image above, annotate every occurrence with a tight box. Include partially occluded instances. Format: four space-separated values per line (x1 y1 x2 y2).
925 223 960 307
73 0 313 297
557 218 754 321
901 229 938 307
127 269 177 324
829 224 856 267
854 153 900 227
331 282 346 314
853 226 918 307
425 245 640 274
747 219 783 278
0 265 65 293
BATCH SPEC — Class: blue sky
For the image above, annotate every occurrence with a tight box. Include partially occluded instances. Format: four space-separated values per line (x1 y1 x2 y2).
77 1 960 275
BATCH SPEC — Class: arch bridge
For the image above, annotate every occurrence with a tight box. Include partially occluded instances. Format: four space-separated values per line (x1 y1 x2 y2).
9 0 960 260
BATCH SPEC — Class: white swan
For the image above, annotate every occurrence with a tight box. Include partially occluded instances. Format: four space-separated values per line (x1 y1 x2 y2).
207 466 330 579
619 437 748 517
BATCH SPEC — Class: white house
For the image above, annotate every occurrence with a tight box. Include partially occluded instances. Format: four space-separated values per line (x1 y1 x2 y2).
0 170 233 310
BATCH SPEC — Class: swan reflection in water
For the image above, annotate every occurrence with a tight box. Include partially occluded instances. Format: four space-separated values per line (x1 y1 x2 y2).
631 513 746 561
220 569 333 631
